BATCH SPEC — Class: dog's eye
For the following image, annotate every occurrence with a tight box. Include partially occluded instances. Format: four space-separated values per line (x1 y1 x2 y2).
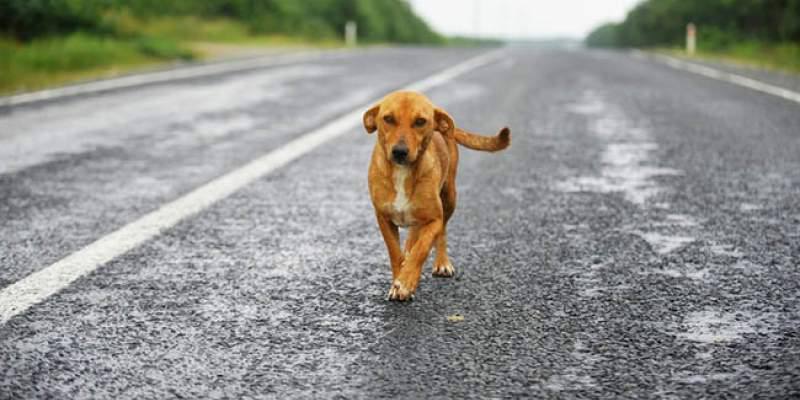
383 115 395 124
414 118 427 127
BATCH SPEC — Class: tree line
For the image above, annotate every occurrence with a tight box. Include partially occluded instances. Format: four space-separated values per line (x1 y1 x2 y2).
0 0 443 44
586 0 800 49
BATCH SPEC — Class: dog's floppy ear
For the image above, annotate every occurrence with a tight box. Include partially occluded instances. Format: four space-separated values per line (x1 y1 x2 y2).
434 108 455 137
363 104 380 134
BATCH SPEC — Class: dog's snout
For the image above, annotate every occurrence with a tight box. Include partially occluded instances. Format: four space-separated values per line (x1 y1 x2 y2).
391 144 409 163
392 145 408 158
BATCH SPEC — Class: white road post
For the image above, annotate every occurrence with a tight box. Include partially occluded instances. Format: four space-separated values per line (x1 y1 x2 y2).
686 23 696 55
345 21 357 47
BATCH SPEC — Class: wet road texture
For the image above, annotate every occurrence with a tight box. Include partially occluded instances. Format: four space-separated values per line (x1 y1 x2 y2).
1 47 799 399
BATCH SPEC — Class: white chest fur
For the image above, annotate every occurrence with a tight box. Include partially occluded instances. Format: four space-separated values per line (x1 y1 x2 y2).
390 166 414 227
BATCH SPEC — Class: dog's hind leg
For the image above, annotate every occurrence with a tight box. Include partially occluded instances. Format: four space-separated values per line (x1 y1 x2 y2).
433 183 456 277
432 226 455 277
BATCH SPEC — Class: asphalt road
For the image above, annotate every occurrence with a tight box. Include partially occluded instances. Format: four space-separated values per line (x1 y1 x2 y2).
1 46 799 399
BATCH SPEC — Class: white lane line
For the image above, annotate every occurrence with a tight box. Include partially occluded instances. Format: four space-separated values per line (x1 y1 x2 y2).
632 50 800 105
0 49 505 324
0 50 350 108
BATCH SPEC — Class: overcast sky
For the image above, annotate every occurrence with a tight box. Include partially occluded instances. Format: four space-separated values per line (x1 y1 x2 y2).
408 0 641 39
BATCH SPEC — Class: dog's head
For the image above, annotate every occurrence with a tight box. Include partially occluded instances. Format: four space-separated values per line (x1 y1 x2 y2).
363 91 453 165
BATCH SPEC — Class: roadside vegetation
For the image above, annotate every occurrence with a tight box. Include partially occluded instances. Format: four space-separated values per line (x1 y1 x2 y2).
0 0 446 94
585 0 800 74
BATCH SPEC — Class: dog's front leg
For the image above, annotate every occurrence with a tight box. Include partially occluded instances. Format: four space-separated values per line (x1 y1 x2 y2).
388 219 443 301
375 213 403 279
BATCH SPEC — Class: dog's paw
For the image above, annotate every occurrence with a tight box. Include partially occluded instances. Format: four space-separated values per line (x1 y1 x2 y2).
387 279 414 301
432 260 455 277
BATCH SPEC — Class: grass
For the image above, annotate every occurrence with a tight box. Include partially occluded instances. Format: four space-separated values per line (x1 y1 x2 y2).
0 32 195 94
0 14 343 95
657 41 800 75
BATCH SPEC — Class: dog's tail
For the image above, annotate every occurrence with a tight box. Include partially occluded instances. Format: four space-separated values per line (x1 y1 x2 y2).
454 127 511 152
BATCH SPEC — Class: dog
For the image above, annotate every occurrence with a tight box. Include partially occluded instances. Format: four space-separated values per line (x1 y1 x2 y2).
363 91 510 301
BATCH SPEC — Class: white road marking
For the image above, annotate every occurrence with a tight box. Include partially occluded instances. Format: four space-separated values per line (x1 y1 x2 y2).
0 50 349 108
0 49 505 324
632 50 800 105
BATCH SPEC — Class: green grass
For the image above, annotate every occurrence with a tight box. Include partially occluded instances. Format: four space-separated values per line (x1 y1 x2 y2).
0 15 342 95
658 41 800 75
0 31 194 94
106 13 253 42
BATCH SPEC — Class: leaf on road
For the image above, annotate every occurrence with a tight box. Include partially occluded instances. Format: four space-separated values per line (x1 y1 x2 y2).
447 314 464 322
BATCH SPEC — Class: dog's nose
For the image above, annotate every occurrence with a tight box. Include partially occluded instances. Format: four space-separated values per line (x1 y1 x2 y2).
391 145 409 163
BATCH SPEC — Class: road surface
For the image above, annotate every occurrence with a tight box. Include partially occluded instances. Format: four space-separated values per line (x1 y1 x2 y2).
1 46 799 399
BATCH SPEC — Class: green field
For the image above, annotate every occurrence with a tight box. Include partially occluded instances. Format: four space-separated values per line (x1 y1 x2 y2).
0 32 191 94
0 0 446 95
0 15 343 94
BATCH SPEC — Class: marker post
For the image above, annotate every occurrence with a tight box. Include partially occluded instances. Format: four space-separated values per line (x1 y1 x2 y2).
686 23 696 55
345 21 357 47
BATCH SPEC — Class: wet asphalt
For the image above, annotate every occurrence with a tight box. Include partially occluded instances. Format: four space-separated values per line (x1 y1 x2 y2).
1 46 799 399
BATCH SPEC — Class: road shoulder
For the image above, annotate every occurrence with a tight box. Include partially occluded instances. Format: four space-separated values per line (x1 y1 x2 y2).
0 47 354 109
645 50 800 94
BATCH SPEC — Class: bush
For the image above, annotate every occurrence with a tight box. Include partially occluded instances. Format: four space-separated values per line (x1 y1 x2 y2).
585 0 800 49
585 23 620 48
0 0 443 44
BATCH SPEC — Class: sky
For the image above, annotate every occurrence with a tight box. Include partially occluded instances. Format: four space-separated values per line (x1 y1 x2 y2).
408 0 642 40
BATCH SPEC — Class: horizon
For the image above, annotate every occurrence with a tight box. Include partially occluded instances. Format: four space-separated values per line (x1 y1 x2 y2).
408 0 641 40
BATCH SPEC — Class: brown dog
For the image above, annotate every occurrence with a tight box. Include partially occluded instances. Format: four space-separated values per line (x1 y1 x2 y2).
363 91 510 301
